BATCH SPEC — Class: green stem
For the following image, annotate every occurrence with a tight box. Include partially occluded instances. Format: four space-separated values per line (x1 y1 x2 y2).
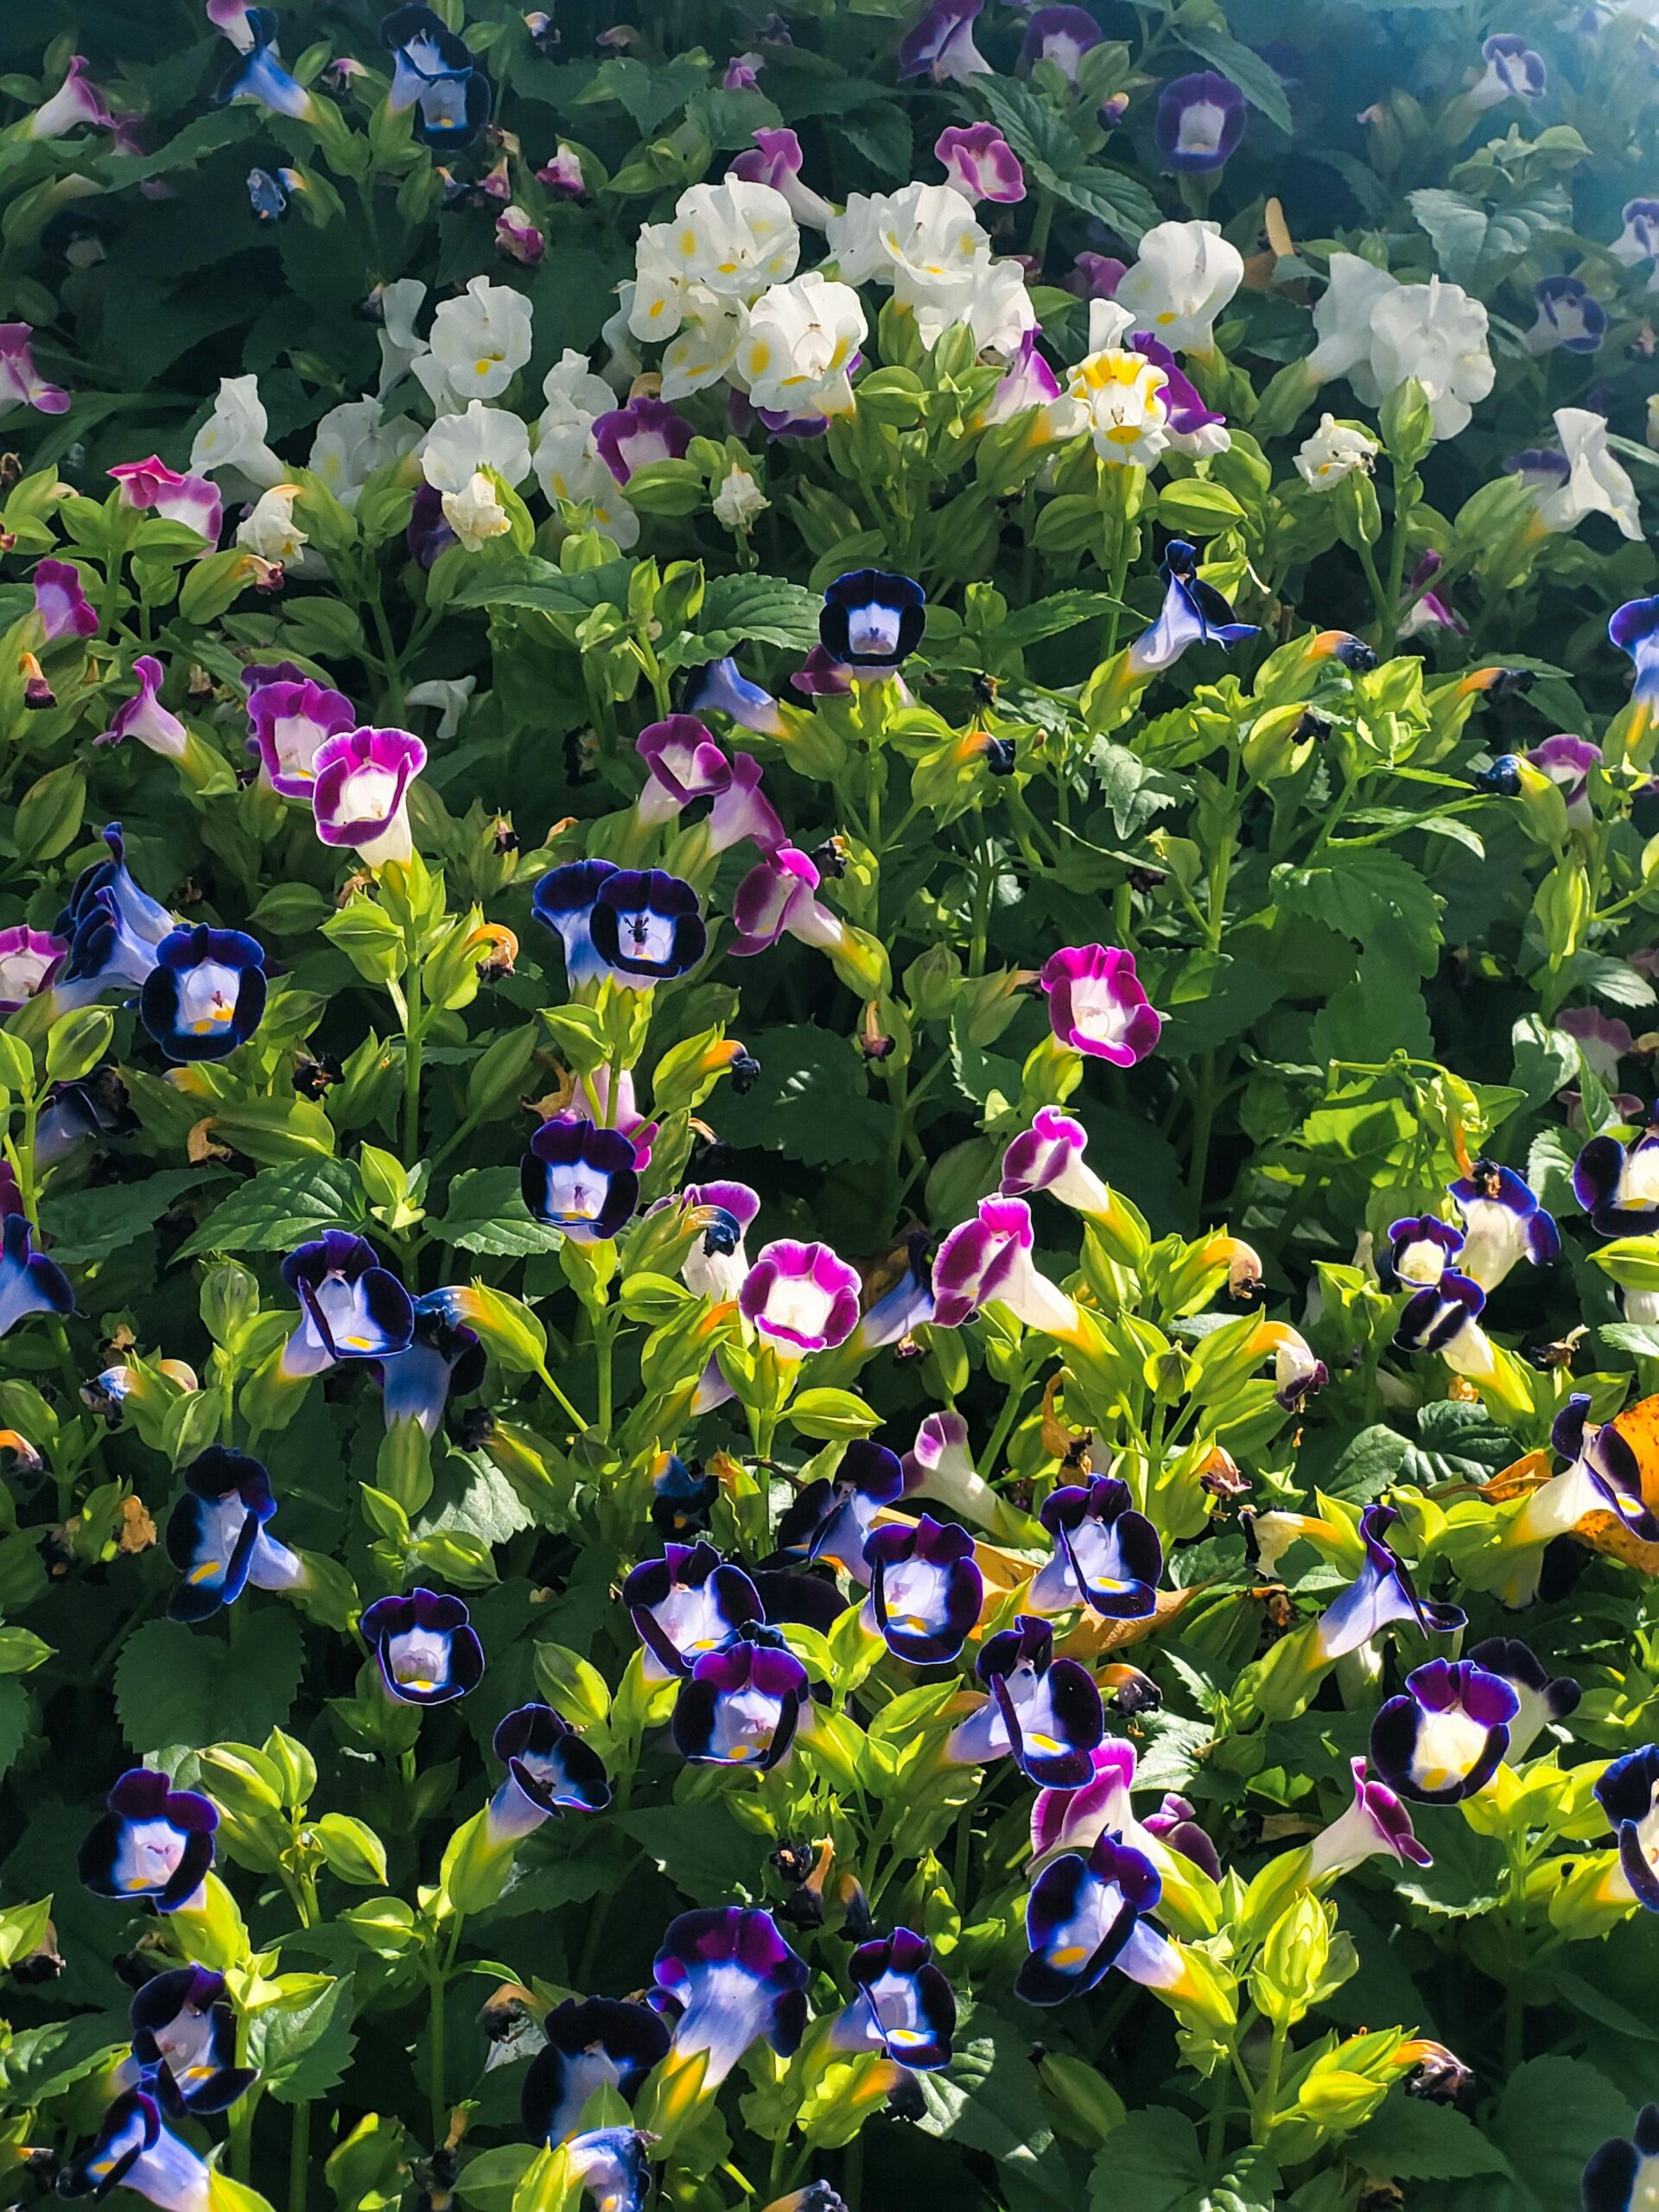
980 1355 1034 1484
402 959 424 1166
288 2099 311 2212
1255 2022 1288 2145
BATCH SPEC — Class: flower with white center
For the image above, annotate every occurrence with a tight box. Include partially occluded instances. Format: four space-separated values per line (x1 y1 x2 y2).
658 287 745 400
1531 406 1643 540
236 484 307 563
1366 278 1494 441
404 677 476 741
189 374 285 487
735 270 866 418
308 397 417 508
1115 220 1244 355
421 400 531 493
1065 346 1170 467
442 469 512 551
651 179 799 324
713 463 769 531
375 276 429 397
1612 198 1659 289
532 422 641 550
1469 33 1546 108
1295 413 1378 488
540 348 615 426
952 253 1037 357
827 182 988 315
1306 252 1401 389
426 274 533 403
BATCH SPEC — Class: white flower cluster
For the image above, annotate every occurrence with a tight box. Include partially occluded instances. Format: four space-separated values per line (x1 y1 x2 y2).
1306 256 1495 441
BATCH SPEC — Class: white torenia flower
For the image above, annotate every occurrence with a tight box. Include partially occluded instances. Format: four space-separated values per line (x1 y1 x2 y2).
189 374 284 487
1532 406 1643 541
532 423 641 550
1306 252 1401 388
827 182 988 312
375 276 429 397
713 464 768 531
1065 347 1170 467
951 254 1036 357
1114 219 1244 355
735 270 866 417
421 401 531 493
643 180 799 336
426 275 533 402
658 288 746 400
442 470 512 551
308 397 417 509
1296 414 1378 488
236 484 306 563
541 349 614 424
1366 278 1494 441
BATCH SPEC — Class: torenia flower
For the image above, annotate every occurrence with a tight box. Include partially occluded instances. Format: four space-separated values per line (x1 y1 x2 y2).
378 1296 484 1435
522 2002 669 2147
624 1541 763 1681
592 397 693 483
531 859 620 985
442 469 512 551
863 1515 983 1663
496 205 544 268
486 1704 610 1848
57 2090 213 2212
900 1409 1008 1530
1596 1744 1659 1912
422 398 532 492
672 1622 808 1770
237 483 307 563
361 1588 484 1705
1526 735 1603 827
1470 32 1546 106
1367 279 1495 441
246 676 356 798
937 122 1025 204
1065 346 1170 467
1041 944 1163 1065
1611 598 1659 742
713 463 768 531
382 4 489 148
1583 2107 1659 2210
899 0 992 82
1393 1268 1503 1386
931 1196 1084 1339
1525 276 1608 357
139 925 266 1064
671 179 801 300
532 421 639 548
99 658 188 760
0 1215 72 1340
777 1439 905 1582
1027 1476 1162 1619
108 455 219 539
309 398 417 509
741 1238 861 1355
1611 199 1659 288
821 569 925 672
1016 1832 1161 2005
730 846 848 957
213 6 314 118
279 1230 415 1378
999 1107 1118 1219
1295 414 1377 487
1306 1756 1432 1878
830 1929 957 2070
735 271 866 420
35 557 98 645
1020 6 1103 79
826 181 987 314
0 926 65 1013
1116 220 1245 354
52 824 175 1008
26 54 112 137
1507 1395 1659 1562
124 1967 254 2117
1370 1656 1518 1803
1380 1214 1464 1290
521 1116 639 1243
1574 1103 1659 1232
1527 407 1642 540
1447 1159 1559 1288
1468 1637 1580 1760
1310 1503 1465 1662
587 868 706 988
0 323 68 414
652 1909 809 2092
427 275 533 402
727 129 836 227
189 374 283 487
164 1446 305 1622
79 1770 216 1912
946 1614 1103 1784
1154 73 1248 175
1129 539 1257 675
311 726 427 867
1306 252 1401 387
537 144 587 198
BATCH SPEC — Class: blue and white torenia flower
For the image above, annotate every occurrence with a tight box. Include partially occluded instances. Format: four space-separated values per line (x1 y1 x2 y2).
623 1541 763 1681
486 1702 611 1847
1470 32 1546 107
382 3 490 147
680 655 786 736
1311 1503 1465 1662
1369 1656 1518 1804
279 1230 415 1378
1593 1744 1659 1912
840 1232 935 1360
1026 1475 1162 1620
164 1446 308 1624
1128 540 1257 676
1015 1830 1161 2006
820 569 926 675
1467 1637 1581 1760
1574 1103 1659 1235
945 1613 1103 1786
138 925 266 1063
1448 1159 1560 1289
79 1768 217 1913
563 2128 653 2212
0 1214 72 1339
522 1116 641 1243
521 1999 670 2146
56 2088 213 2212
588 868 707 988
1525 276 1608 357
651 1906 810 2091
1154 73 1247 174
124 1967 255 2117
862 1514 982 1664
775 1438 905 1583
671 1621 808 1771
1611 597 1659 747
360 1587 484 1704
53 824 175 1011
829 1928 957 2071
377 1292 486 1435
1583 2106 1659 2212
1392 1267 1502 1389
532 859 620 988
213 6 315 118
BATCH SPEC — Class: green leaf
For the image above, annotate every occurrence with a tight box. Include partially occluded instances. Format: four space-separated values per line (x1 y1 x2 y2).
1308 944 1432 1064
1349 2090 1513 2183
0 2013 127 2104
175 1158 365 1259
1272 852 1442 977
1408 182 1572 286
113 1612 305 1751
451 556 634 618
430 1167 564 1256
715 1025 892 1166
688 570 823 658
40 1168 232 1266
976 78 1158 238
256 1974 357 2104
1482 2057 1632 2210
1175 25 1293 132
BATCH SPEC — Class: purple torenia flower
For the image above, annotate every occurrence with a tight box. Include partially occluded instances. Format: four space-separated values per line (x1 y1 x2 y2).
27 54 112 138
730 845 847 958
863 1514 982 1664
1525 733 1602 824
1595 1745 1659 1912
56 2089 213 2212
651 1907 810 2089
246 677 356 798
937 123 1025 203
740 1237 861 1355
1001 1108 1116 1218
1027 1475 1162 1619
531 858 619 987
1155 72 1247 171
946 1613 1103 1784
1471 32 1546 106
1525 275 1607 357
1575 1103 1659 1233
0 325 68 415
1041 944 1163 1065
486 1703 610 1847
1307 1755 1432 1878
79 1770 217 1912
214 5 315 117
1447 1159 1559 1288
1030 1741 1142 1862
588 868 706 987
35 557 98 645
99 658 188 760
537 144 586 197
1468 1637 1580 1761
1312 1503 1465 1662
791 643 854 696
899 0 992 83
139 926 266 1064
1400 550 1466 639
820 569 926 675
496 205 544 267
830 1928 956 2070
1583 2107 1659 2212
0 1215 72 1340
728 129 834 226
682 654 787 736
672 1621 808 1770
1016 1831 1161 2006
384 3 490 147
109 456 221 541
51 825 174 1011
1129 540 1256 675
377 1294 485 1435
1613 200 1659 282
675 1178 760 1303
407 482 455 569
1021 6 1102 80
311 726 427 867
931 1197 1083 1338
521 1116 640 1243
0 926 65 1012
623 1541 763 1681
279 1230 415 1378
901 1409 1006 1529
1379 1214 1464 1291
522 1999 670 2147
1131 340 1228 453
636 715 730 824
1370 1657 1518 1805
1611 597 1659 738
360 1587 483 1704
164 1446 306 1624
125 1967 254 2118
777 1438 905 1582
1069 252 1127 299
593 397 692 484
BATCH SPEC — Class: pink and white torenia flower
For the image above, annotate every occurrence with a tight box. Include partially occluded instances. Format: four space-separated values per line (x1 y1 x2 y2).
900 1409 1007 1530
310 727 427 867
636 721 786 855
936 123 1026 204
99 657 188 760
0 927 67 1013
1040 944 1164 1065
931 1197 1085 1341
727 129 835 227
27 55 112 139
107 456 222 542
729 845 846 957
247 677 358 800
1306 1755 1431 1878
0 325 68 416
739 1237 861 1357
1000 1106 1117 1219
34 559 98 645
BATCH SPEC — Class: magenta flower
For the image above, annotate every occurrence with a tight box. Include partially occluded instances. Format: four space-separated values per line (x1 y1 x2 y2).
0 927 67 1014
1040 944 1163 1065
495 205 545 268
728 128 834 226
247 677 358 800
0 325 68 416
536 145 586 197
636 715 732 826
937 123 1026 204
739 1237 861 1356
722 51 764 90
791 644 854 697
730 845 847 957
1020 6 1102 80
99 657 188 760
1306 1755 1432 1878
592 397 693 485
1560 1004 1631 1084
1067 253 1127 300
1399 550 1466 639
311 726 427 867
108 455 221 542
931 1197 1084 1338
976 330 1066 431
1000 1105 1116 1218
27 55 113 139
899 0 991 82
34 559 98 646
1527 733 1602 826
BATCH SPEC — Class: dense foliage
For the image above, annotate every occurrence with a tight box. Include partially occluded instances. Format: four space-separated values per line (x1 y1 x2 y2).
12 3 1659 2211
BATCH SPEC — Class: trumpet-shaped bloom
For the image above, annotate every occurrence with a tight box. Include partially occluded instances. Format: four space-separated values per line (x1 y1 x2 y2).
1027 1476 1162 1619
0 324 69 415
1510 1395 1659 1555
1021 6 1103 80
125 1967 254 2117
864 1514 982 1664
1525 276 1608 357
937 123 1025 204
378 1295 485 1436
624 1541 763 1681
672 1621 808 1770
486 1703 611 1846
521 1999 670 2146
1132 336 1229 455
777 1438 905 1582
635 715 731 825
1470 32 1546 106
932 1196 1083 1338
1467 1637 1580 1760
900 1410 1006 1528
676 1179 760 1305
52 825 175 1009
1612 200 1659 286
1311 1504 1465 1662
139 925 266 1064
1016 1830 1161 2006
56 2089 212 2212
280 1230 415 1378
213 7 311 116
1128 538 1257 674
1523 734 1603 826
79 1769 217 1912
1574 1103 1659 1234
592 396 694 484
1041 944 1163 1065
1612 596 1659 737
0 1214 72 1340
730 845 849 958
1448 1160 1559 1288
1367 279 1495 442
99 658 189 760
1595 1745 1659 1912
361 1587 484 1704
724 130 831 227
165 1446 306 1623
1380 1214 1464 1290
1029 1741 1219 1874
1393 1267 1502 1386
1000 1109 1116 1219
741 1238 861 1355
899 0 992 82
383 3 490 147
1154 73 1247 175
1066 345 1170 467
26 54 112 138
827 182 986 314
737 272 866 422
563 2129 652 2212
1296 415 1377 487
1306 252 1400 387
946 1614 1103 1784
35 557 98 645
682 653 787 737
246 677 357 799
1370 1656 1518 1804
0 926 65 1013
651 1907 809 2088
521 1116 640 1244
829 1929 957 2070
423 400 532 492
588 868 706 988
1582 2107 1659 2212
1306 1755 1432 1878
820 569 925 674
188 374 284 487
531 859 620 987
1116 221 1245 354
1526 408 1643 541
311 726 426 868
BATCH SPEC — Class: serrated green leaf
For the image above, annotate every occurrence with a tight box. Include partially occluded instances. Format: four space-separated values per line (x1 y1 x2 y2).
175 1159 365 1260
